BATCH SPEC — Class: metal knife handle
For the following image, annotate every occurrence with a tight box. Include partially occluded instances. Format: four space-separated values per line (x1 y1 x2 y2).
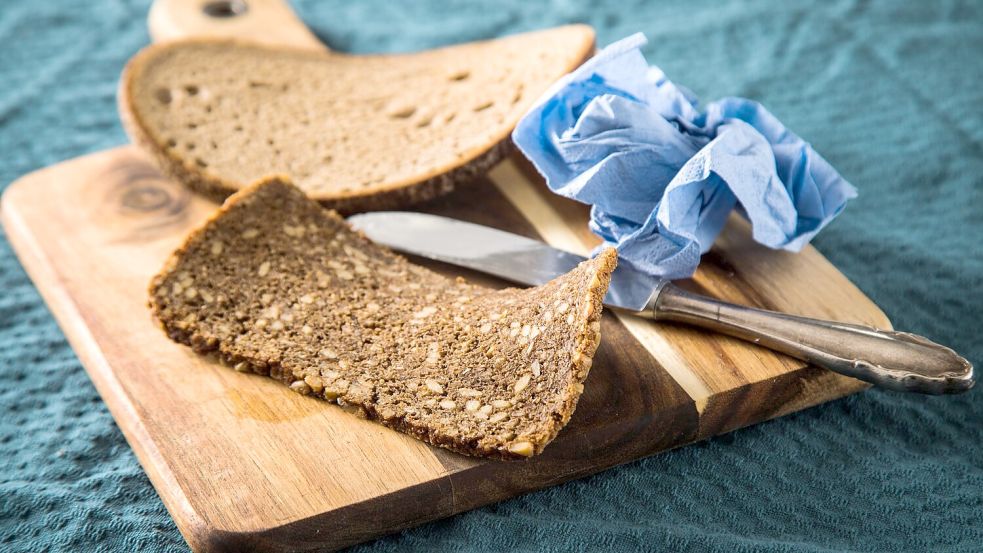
650 283 974 394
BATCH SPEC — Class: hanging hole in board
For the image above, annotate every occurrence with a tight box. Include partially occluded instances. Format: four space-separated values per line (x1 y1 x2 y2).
202 0 248 18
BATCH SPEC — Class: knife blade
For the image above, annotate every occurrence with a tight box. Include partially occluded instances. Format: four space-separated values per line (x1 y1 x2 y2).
347 211 974 394
347 211 666 314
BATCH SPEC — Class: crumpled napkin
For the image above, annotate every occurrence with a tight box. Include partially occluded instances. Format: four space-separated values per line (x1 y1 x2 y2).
512 33 857 279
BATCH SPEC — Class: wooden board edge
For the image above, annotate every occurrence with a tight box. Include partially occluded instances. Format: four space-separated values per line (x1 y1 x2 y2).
1 170 214 553
697 367 869 439
180 397 697 553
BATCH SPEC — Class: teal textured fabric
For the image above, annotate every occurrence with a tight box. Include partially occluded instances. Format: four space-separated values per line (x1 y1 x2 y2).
0 1 980 551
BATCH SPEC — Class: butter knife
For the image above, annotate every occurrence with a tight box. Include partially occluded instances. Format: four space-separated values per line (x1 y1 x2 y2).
348 212 973 394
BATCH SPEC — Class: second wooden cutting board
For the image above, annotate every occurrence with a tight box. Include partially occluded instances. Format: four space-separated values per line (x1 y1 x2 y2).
0 1 886 551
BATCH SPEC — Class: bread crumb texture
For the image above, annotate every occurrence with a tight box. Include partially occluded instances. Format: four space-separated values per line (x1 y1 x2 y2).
120 26 595 212
149 179 615 459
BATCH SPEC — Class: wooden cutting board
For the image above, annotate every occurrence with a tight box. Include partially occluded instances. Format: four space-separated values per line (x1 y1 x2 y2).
0 1 887 551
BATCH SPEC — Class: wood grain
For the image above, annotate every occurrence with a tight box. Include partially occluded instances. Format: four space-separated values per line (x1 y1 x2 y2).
0 0 888 550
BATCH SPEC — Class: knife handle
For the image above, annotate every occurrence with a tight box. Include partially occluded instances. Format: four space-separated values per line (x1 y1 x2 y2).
649 283 974 394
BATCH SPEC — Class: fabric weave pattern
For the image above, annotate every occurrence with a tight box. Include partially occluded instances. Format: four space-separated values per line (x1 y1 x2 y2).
0 1 980 551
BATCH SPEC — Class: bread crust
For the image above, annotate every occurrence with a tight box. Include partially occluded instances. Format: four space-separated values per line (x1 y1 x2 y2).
119 28 595 213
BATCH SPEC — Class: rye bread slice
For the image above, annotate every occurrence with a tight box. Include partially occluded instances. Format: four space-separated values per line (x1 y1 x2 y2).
119 25 595 213
149 178 615 459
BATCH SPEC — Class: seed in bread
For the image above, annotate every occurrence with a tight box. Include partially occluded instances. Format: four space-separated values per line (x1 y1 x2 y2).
119 25 596 212
149 178 615 459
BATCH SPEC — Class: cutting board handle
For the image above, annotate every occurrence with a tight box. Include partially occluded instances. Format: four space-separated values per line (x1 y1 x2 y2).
148 0 326 51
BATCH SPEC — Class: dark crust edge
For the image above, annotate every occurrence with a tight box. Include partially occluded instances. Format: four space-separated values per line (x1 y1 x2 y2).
118 29 595 214
148 179 616 460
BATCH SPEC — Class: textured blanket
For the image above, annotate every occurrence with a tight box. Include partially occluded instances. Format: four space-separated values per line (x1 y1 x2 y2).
0 1 980 551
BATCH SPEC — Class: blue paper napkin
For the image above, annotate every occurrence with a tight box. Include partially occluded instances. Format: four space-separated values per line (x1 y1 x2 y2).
513 33 858 279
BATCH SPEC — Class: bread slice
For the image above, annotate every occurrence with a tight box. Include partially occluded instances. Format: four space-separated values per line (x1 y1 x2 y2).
149 178 615 458
119 26 595 212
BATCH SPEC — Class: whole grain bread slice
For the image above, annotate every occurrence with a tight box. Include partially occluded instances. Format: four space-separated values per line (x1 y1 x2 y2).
150 178 615 458
120 26 595 212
